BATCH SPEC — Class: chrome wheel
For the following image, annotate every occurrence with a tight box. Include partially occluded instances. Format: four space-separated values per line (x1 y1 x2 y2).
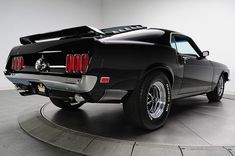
217 77 224 97
147 81 166 119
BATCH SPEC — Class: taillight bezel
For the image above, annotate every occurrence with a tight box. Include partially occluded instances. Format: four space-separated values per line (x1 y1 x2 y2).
65 53 90 74
11 56 25 71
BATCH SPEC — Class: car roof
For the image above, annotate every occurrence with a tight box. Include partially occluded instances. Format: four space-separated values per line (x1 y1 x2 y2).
100 25 189 46
102 25 181 34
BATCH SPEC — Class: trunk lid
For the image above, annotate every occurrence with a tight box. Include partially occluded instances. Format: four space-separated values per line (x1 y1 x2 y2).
7 37 96 75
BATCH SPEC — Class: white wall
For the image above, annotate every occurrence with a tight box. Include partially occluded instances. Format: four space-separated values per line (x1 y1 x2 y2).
1 0 235 92
0 0 102 90
101 0 235 92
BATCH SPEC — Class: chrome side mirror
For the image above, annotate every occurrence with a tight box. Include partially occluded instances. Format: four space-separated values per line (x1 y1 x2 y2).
202 51 209 57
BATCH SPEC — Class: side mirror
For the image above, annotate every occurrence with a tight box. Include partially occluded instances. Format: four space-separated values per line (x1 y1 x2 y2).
202 51 209 57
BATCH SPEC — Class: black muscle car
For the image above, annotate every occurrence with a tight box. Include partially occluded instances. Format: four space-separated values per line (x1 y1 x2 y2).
4 25 230 130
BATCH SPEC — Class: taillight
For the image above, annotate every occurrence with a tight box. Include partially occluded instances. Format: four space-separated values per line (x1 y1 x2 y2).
66 54 74 73
81 54 89 73
11 57 16 70
66 54 89 74
19 57 24 70
11 56 24 71
74 54 81 73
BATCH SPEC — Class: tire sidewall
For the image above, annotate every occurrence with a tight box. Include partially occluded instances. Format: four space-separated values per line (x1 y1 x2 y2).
216 75 225 99
139 72 171 130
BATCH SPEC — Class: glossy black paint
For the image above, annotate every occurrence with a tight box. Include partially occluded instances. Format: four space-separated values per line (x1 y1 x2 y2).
4 25 230 102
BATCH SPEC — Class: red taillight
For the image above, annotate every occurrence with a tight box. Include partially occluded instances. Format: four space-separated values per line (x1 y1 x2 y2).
74 54 81 73
11 57 16 70
11 56 24 71
66 54 74 73
19 57 24 70
66 54 89 74
81 54 89 73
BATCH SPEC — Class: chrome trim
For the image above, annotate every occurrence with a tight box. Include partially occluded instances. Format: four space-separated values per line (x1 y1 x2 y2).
169 32 180 48
6 73 97 93
89 26 105 35
39 50 62 53
99 89 128 102
49 65 66 68
147 81 166 120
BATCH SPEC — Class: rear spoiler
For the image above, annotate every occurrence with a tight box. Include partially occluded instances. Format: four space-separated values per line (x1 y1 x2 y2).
20 26 104 45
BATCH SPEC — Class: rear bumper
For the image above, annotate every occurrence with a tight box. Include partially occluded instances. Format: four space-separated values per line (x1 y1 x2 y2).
5 73 128 103
6 73 97 93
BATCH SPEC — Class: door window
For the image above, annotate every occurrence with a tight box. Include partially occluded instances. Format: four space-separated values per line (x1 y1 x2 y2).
171 35 199 57
170 37 177 50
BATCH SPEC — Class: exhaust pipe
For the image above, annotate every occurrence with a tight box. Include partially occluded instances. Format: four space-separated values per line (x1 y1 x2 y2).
19 91 34 96
74 94 85 103
18 83 37 96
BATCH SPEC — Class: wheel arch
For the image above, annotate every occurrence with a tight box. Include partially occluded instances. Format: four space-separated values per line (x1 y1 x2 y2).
140 63 174 87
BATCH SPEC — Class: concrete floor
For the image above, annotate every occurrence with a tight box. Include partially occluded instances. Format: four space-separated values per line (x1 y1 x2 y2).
1 89 235 156
43 96 235 146
0 90 81 156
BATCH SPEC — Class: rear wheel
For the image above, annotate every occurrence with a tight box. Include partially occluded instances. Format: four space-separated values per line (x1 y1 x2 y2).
50 97 85 111
207 75 225 102
123 71 171 130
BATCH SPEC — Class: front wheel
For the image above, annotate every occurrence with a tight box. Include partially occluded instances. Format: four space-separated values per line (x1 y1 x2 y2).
123 72 172 130
207 75 225 102
50 97 85 111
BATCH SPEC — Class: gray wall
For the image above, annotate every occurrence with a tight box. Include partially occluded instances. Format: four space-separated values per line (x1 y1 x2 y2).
1 0 235 92
101 0 235 92
0 0 102 90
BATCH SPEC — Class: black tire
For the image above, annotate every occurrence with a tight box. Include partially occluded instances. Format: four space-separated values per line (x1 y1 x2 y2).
207 75 225 102
50 97 85 111
123 71 171 130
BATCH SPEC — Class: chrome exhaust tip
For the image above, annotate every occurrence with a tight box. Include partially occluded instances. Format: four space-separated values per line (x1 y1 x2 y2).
74 94 85 103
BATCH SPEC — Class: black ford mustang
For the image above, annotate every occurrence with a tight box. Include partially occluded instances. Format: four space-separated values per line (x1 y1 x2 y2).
4 25 230 130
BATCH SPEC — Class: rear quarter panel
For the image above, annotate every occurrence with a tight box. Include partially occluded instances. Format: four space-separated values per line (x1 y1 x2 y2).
87 40 183 100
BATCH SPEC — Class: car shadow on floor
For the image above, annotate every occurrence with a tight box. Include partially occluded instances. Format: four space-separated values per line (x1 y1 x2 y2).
47 95 223 142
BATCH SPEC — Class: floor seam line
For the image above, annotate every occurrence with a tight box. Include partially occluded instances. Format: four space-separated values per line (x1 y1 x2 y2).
178 145 184 156
81 137 96 153
223 146 234 156
175 118 211 145
130 142 136 156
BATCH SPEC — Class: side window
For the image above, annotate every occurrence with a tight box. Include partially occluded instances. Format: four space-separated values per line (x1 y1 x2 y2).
170 36 177 50
174 36 199 57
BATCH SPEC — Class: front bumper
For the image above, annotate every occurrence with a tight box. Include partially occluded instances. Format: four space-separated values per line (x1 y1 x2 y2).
6 73 97 93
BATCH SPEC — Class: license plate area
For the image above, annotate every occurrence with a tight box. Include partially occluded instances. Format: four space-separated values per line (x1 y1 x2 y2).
37 83 45 93
31 82 48 95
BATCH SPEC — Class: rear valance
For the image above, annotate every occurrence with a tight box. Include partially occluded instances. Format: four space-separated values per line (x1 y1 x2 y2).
20 26 104 45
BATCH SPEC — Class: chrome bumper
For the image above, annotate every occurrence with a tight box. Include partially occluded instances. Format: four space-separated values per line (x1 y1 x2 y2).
6 73 97 93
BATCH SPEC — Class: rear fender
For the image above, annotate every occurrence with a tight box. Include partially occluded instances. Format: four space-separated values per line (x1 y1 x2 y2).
140 63 174 87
